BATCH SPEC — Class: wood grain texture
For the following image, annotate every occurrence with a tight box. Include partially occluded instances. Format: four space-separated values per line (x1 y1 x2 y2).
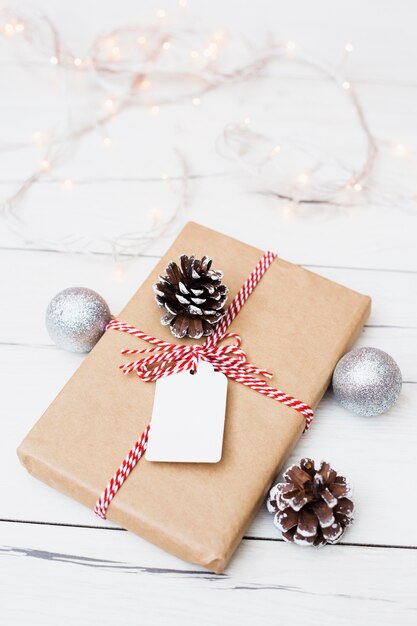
1 298 416 545
0 250 415 350
1 522 416 626
1 0 416 623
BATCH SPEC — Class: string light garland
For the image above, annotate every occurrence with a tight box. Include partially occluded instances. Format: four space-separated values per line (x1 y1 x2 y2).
0 5 197 258
216 48 382 209
0 4 415 257
217 52 415 213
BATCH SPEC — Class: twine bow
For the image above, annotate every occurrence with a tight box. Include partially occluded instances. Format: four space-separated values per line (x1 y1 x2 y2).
108 320 273 383
94 251 314 520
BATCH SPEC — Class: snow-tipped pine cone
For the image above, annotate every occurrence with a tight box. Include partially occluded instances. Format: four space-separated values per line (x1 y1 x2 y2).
153 254 228 339
267 458 354 547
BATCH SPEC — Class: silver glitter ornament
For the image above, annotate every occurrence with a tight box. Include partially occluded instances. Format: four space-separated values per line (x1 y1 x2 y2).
46 287 112 353
332 347 402 416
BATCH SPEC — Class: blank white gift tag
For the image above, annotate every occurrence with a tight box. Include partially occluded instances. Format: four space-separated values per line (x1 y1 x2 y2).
145 360 228 463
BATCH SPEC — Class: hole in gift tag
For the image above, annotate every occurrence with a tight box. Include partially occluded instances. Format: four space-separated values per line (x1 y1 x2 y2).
145 361 228 463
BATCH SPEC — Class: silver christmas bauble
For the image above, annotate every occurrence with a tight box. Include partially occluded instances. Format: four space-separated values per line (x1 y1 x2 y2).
332 347 402 416
46 287 112 352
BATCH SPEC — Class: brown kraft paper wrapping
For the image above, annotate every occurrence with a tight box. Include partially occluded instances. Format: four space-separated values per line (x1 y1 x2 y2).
17 222 371 572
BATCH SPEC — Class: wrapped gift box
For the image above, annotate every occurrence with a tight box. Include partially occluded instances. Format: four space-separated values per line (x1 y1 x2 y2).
17 222 371 572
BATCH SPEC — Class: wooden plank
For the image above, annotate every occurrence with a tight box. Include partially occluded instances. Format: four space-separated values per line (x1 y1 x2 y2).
0 249 415 351
0 71 416 270
0 150 417 271
1 0 416 81
1 324 415 546
0 521 416 626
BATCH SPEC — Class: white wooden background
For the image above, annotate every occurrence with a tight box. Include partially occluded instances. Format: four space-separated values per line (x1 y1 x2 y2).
1 1 416 624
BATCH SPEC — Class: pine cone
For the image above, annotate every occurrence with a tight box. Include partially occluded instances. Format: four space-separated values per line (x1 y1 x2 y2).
267 458 354 547
153 254 228 339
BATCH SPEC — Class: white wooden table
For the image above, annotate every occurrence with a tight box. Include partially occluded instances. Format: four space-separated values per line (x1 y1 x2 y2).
1 1 416 623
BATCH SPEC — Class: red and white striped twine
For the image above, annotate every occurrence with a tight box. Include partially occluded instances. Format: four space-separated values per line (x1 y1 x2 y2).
94 251 314 519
